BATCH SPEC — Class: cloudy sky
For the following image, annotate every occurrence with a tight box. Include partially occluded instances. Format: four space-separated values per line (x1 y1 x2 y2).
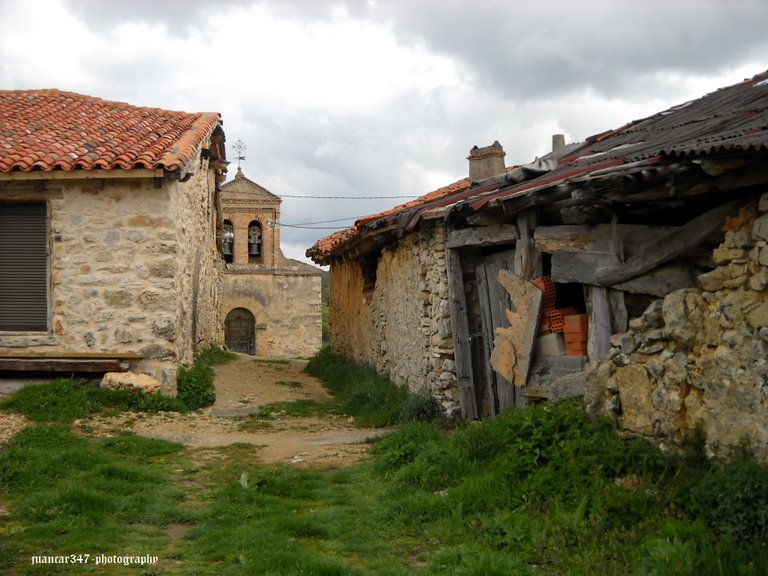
2 0 767 264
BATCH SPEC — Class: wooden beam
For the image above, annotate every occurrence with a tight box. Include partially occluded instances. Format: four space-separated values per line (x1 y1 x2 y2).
445 224 519 249
587 286 612 361
0 168 165 181
514 209 541 280
0 187 63 201
595 200 744 286
0 358 131 372
446 248 478 419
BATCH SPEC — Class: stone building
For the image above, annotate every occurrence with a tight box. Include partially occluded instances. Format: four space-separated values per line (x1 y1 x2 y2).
0 89 227 393
309 70 768 457
220 167 322 358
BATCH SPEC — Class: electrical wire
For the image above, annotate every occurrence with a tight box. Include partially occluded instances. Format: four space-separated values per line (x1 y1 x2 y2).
280 194 417 199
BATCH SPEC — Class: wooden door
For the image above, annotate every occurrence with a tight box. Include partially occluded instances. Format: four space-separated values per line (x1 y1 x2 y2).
225 308 255 355
475 250 526 413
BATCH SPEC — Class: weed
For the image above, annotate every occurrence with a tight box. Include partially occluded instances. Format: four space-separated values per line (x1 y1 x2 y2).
252 358 290 365
276 379 304 388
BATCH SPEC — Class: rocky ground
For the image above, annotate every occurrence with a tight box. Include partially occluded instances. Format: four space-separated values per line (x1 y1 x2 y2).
0 355 390 467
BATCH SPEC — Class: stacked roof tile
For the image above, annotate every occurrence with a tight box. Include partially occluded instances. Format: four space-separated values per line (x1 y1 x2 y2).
0 89 222 174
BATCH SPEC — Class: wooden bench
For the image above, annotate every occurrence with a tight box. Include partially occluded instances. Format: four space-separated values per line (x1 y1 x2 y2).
0 352 144 372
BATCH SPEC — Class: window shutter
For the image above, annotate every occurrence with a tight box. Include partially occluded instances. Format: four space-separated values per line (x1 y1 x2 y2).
0 203 48 331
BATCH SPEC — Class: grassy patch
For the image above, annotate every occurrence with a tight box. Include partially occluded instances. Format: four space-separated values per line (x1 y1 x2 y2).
0 345 237 423
0 425 186 574
252 358 290 366
305 347 440 427
0 379 185 422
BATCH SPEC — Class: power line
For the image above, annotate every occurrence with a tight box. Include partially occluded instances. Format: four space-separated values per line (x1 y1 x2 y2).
290 216 363 225
275 222 350 230
280 194 417 199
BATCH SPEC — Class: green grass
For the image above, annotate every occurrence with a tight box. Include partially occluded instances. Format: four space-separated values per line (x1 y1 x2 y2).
304 347 441 427
0 425 186 574
253 358 290 365
3 350 768 574
0 378 186 422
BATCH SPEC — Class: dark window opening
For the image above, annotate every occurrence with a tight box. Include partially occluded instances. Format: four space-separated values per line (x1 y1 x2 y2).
361 254 378 290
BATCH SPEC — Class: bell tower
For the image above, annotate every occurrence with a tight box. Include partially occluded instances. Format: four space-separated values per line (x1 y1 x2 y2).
219 167 284 268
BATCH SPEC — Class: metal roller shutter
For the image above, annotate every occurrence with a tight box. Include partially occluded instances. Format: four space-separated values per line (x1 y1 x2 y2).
0 203 48 331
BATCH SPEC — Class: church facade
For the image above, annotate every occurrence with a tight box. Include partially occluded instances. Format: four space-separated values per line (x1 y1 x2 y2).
220 168 322 358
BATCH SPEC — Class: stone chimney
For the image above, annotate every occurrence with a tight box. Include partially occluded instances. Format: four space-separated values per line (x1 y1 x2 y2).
468 140 506 183
552 134 566 153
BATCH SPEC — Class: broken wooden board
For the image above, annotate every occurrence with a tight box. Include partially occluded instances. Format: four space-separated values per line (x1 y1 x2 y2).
447 248 478 419
490 269 543 388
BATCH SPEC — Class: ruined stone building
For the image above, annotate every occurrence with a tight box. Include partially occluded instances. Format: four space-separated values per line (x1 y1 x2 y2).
309 70 768 458
220 168 322 358
0 90 227 393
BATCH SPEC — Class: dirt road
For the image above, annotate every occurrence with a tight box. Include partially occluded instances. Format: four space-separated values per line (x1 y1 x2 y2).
76 354 390 467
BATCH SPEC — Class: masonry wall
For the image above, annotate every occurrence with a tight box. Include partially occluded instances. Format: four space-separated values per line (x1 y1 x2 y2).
0 154 222 393
586 194 768 459
329 222 460 413
222 265 322 358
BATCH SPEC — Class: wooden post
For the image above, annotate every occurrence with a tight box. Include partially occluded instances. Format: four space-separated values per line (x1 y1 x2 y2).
446 248 478 419
587 286 612 361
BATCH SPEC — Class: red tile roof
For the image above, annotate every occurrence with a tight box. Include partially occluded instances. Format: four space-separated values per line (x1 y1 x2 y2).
306 176 473 261
0 89 222 174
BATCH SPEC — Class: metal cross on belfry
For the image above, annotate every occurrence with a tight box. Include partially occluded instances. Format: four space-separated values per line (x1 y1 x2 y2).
233 140 246 168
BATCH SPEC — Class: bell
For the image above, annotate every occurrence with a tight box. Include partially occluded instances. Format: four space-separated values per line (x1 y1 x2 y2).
248 242 260 256
222 242 233 256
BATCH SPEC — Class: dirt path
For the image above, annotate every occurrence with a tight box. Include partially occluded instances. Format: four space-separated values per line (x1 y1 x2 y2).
76 354 390 467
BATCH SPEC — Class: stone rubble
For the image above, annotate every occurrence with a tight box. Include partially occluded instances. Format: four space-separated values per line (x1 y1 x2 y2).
586 195 768 459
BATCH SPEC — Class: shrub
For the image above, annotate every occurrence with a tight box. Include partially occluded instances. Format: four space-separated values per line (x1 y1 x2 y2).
175 345 235 410
399 392 442 423
176 362 215 410
691 458 768 542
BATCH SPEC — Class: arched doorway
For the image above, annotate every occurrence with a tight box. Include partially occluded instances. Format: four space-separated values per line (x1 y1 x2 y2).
225 308 255 355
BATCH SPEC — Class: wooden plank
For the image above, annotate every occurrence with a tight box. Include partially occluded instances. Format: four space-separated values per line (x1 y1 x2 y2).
475 263 498 416
0 358 131 372
0 351 144 360
534 224 676 254
445 224 519 249
446 248 478 419
595 200 745 286
551 252 698 296
491 270 542 395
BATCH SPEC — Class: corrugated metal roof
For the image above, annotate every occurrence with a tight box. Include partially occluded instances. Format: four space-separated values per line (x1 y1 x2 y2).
308 69 768 264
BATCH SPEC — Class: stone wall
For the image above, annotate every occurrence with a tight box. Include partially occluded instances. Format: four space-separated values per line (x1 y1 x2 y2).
586 196 768 459
222 263 322 358
329 222 460 413
0 152 222 393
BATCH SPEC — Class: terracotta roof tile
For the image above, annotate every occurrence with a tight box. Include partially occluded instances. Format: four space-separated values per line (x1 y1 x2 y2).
306 177 473 262
0 89 221 174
